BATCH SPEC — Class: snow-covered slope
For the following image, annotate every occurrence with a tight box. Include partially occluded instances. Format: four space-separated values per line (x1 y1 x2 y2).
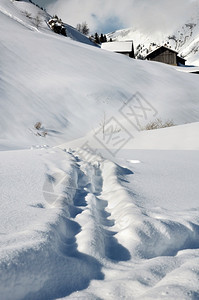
107 12 199 65
1 0 199 151
63 121 199 152
1 144 199 300
1 1 199 300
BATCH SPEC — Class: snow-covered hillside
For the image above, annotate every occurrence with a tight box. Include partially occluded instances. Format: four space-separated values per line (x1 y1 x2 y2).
1 1 199 300
107 12 199 65
1 0 199 150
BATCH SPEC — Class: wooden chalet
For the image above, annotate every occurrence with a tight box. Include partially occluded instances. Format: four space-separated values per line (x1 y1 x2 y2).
145 46 186 66
101 41 135 58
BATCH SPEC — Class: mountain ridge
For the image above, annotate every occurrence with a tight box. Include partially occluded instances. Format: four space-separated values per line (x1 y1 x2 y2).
106 13 199 65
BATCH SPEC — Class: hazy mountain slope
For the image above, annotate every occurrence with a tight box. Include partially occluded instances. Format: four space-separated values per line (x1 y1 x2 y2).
107 13 199 65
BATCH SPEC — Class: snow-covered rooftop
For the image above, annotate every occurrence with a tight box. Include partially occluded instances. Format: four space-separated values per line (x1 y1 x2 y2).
146 45 179 58
101 41 133 52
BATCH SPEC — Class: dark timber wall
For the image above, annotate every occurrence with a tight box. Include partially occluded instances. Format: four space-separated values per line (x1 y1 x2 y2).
147 48 177 65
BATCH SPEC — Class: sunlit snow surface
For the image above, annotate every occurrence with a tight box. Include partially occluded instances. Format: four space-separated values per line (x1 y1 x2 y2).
1 1 199 299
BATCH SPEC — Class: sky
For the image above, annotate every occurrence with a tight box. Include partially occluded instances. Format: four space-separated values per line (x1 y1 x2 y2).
35 0 199 34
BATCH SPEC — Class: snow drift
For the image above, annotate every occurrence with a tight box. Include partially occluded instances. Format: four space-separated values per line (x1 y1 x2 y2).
1 0 199 150
1 1 199 300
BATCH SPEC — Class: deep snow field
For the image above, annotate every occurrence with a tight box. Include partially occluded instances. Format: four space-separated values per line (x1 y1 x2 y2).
1 1 199 299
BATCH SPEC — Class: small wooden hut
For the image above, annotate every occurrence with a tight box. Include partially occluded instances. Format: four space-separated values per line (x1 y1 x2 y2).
145 46 186 66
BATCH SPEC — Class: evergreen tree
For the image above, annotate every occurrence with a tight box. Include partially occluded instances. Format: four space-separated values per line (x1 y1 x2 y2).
94 32 100 44
99 34 107 43
100 33 104 43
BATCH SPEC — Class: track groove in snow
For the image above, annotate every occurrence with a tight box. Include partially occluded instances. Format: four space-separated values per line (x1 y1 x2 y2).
0 149 104 300
70 150 131 263
1 147 199 299
1 1 199 298
65 148 199 299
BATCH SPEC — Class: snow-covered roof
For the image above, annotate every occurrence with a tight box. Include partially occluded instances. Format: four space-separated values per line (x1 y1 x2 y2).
101 41 133 53
146 45 178 58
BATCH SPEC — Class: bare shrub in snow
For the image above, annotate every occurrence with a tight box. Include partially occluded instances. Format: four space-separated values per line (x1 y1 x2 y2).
33 122 47 137
33 15 42 29
23 11 32 19
99 113 121 136
37 131 47 137
76 22 89 36
99 112 107 135
142 118 175 130
34 122 42 130
42 131 47 137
